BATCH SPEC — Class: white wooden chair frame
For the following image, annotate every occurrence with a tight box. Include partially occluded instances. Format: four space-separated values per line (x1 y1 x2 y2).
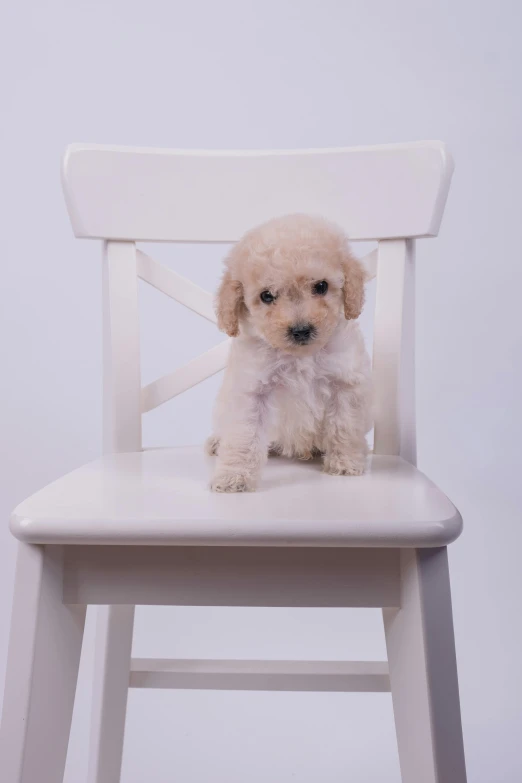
0 142 467 783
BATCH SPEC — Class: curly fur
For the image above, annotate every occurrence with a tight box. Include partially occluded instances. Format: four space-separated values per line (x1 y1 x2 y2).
209 214 372 492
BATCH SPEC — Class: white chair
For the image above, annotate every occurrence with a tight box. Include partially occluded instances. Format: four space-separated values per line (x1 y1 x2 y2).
0 141 467 783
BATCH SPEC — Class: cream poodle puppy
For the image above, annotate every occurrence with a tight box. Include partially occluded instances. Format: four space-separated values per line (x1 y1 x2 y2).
207 213 372 492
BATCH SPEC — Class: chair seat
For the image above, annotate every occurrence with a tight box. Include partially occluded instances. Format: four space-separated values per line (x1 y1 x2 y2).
11 446 462 547
10 446 462 547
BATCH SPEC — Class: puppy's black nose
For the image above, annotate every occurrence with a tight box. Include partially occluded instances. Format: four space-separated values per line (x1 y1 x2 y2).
289 323 314 344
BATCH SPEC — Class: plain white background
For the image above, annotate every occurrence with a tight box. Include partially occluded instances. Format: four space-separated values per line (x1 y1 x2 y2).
1 1 521 781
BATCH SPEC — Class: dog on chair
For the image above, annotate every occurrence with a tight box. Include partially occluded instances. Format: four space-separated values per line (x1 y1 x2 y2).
207 213 372 492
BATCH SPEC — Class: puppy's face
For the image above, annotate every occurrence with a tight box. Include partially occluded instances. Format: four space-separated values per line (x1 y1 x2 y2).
241 258 344 354
217 215 365 355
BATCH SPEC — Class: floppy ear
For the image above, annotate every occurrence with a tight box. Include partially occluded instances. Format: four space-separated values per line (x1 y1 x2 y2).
341 246 366 320
216 270 244 337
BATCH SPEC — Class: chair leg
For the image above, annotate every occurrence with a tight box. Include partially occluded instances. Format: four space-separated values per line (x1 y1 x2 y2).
383 547 467 783
0 543 86 783
88 605 135 783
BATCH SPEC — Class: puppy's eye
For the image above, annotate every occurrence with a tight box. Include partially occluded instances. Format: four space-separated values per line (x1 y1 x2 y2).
313 280 328 295
260 290 275 304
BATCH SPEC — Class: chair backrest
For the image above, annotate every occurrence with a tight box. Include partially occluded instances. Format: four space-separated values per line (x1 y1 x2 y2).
62 141 454 464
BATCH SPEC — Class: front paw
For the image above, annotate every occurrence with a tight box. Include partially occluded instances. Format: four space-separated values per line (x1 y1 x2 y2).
323 453 367 476
211 471 256 493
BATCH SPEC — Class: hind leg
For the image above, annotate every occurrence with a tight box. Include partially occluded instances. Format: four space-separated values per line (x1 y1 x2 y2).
205 435 220 456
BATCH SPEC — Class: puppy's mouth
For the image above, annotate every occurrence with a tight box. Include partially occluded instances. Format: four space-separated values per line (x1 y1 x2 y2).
287 322 317 346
